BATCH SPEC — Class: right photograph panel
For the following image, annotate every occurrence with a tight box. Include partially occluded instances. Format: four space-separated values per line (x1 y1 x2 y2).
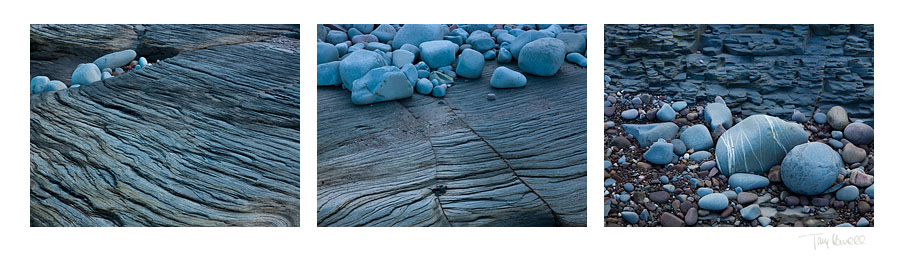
604 24 874 227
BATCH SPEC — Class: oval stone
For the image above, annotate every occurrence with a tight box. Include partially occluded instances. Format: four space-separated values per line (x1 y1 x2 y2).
728 173 770 191
71 63 102 86
698 193 729 210
489 67 526 88
679 124 713 151
93 49 136 70
781 142 844 195
339 50 388 89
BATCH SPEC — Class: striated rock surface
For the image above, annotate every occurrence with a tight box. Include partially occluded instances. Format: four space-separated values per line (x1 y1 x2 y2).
715 115 808 175
318 62 586 226
31 25 300 226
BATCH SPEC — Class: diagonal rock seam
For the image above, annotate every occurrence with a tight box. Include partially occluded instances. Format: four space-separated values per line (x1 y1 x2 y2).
397 102 453 225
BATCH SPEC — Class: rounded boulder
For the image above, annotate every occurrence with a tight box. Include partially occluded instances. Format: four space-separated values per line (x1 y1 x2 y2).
781 142 844 195
517 38 566 77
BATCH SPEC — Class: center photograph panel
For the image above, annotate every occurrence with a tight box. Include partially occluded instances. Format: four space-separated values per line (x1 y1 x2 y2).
316 24 588 227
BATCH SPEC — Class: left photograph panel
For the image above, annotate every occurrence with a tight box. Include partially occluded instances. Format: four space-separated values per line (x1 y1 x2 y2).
30 24 301 227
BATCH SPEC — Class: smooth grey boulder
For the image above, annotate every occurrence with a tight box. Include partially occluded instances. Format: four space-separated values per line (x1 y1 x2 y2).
419 40 458 69
517 38 566 77
392 24 448 50
679 124 713 151
93 49 136 70
317 42 338 64
350 66 413 105
781 142 845 195
622 122 679 148
455 49 484 79
510 30 552 59
317 61 341 86
71 63 102 86
392 49 415 68
339 50 387 89
372 24 397 43
704 102 733 131
715 115 809 175
490 66 526 88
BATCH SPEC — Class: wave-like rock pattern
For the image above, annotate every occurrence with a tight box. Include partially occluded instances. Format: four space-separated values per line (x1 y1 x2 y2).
318 62 587 226
31 31 300 226
605 24 873 124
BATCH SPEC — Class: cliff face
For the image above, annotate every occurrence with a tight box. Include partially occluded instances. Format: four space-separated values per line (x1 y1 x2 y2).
30 25 300 226
605 24 874 124
317 62 587 227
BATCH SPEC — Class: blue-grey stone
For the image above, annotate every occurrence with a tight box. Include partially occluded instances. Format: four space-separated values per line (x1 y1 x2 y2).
372 24 397 43
114 67 124 74
659 175 669 184
640 209 650 221
716 115 809 175
339 50 388 89
704 102 733 131
828 106 851 130
335 43 348 57
828 139 844 149
696 187 713 197
757 217 771 226
415 78 432 95
791 110 807 123
497 48 513 63
417 70 429 78
836 223 854 227
365 42 392 52
835 185 859 201
483 50 496 60
656 104 676 122
728 174 770 191
740 204 761 220
431 85 447 98
832 131 843 140
623 123 680 148
102 71 113 80
510 30 552 60
134 64 143 71
71 63 101 86
419 40 458 69
781 142 845 195
604 161 612 170
722 190 737 200
680 124 714 151
624 183 634 192
566 53 587 67
415 61 428 71
814 112 827 124
391 50 415 68
698 193 729 210
391 24 448 50
843 122 874 145
401 64 418 87
497 33 515 44
138 57 148 67
455 49 484 79
466 30 495 53
617 155 626 164
643 139 676 165
672 101 688 112
43 80 67 92
93 49 136 70
621 109 639 120
689 151 712 162
663 184 676 193
518 38 566 76
70 84 80 88
352 24 374 34
671 139 686 155
490 67 527 88
317 61 341 86
605 178 616 187
857 217 870 227
555 32 586 54
865 184 873 199
400 44 420 60
701 160 717 171
30 76 49 94
350 66 413 105
621 211 639 224
347 28 363 39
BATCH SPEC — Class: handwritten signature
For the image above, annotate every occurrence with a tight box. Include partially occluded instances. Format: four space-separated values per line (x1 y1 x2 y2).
799 233 867 250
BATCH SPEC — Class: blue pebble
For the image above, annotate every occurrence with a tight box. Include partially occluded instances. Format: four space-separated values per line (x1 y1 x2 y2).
835 185 859 201
621 211 640 224
865 184 873 199
632 97 642 106
828 139 844 149
728 174 770 191
431 85 447 98
757 217 771 226
857 217 870 227
604 161 612 170
735 187 743 194
604 75 611 83
418 70 430 78
662 184 676 193
721 190 737 200
690 178 699 187
621 109 639 120
617 155 626 164
640 209 650 221
643 139 676 165
496 48 512 63
620 194 630 202
671 101 688 112
836 223 854 227
698 193 729 210
138 57 148 67
605 178 616 187
656 104 676 122
566 53 587 67
415 78 433 95
679 124 713 151
832 131 843 140
624 183 634 192
802 206 811 214
696 187 713 197
483 50 496 60
814 112 827 124
740 204 761 220
689 151 712 162
659 176 669 184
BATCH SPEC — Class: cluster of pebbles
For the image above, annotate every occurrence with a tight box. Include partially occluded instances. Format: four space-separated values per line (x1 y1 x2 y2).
316 24 587 105
604 79 874 227
31 49 153 94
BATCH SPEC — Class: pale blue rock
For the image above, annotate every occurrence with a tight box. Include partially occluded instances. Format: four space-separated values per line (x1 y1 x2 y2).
419 40 458 69
659 176 669 184
643 139 676 165
466 30 495 52
832 131 843 140
640 209 649 221
836 223 854 227
757 217 771 226
347 28 363 39
496 48 513 63
415 61 428 71
509 30 552 59
417 70 429 78
431 85 446 98
671 139 686 155
656 104 676 122
497 33 515 44
835 185 859 201
566 53 587 67
455 49 485 79
318 42 340 64
740 204 761 220
134 64 142 71
722 190 737 200
102 71 113 80
93 49 136 70
865 185 874 199
672 101 688 112
622 123 679 148
624 183 634 192
317 61 342 86
680 124 713 151
814 112 827 124
704 102 733 131
716 115 809 175
728 174 770 190
663 184 676 193
392 24 448 50
43 80 67 92
701 160 717 170
138 57 148 67
555 32 586 54
350 66 413 105
689 151 712 162
372 24 397 43
401 63 418 87
828 139 844 149
518 38 566 76
365 42 392 52
392 49 415 68
604 161 612 170
70 84 80 88
339 50 388 89
399 44 420 60
605 178 616 187
621 109 639 120
489 66 526 88
71 63 102 86
352 24 374 34
30 76 49 94
698 193 729 210
781 142 845 195
415 78 432 95
857 217 870 227
114 68 124 74
483 50 496 60
621 211 639 224
696 187 713 197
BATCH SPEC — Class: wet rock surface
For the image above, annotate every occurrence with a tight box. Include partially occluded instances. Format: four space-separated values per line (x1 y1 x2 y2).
30 25 301 226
